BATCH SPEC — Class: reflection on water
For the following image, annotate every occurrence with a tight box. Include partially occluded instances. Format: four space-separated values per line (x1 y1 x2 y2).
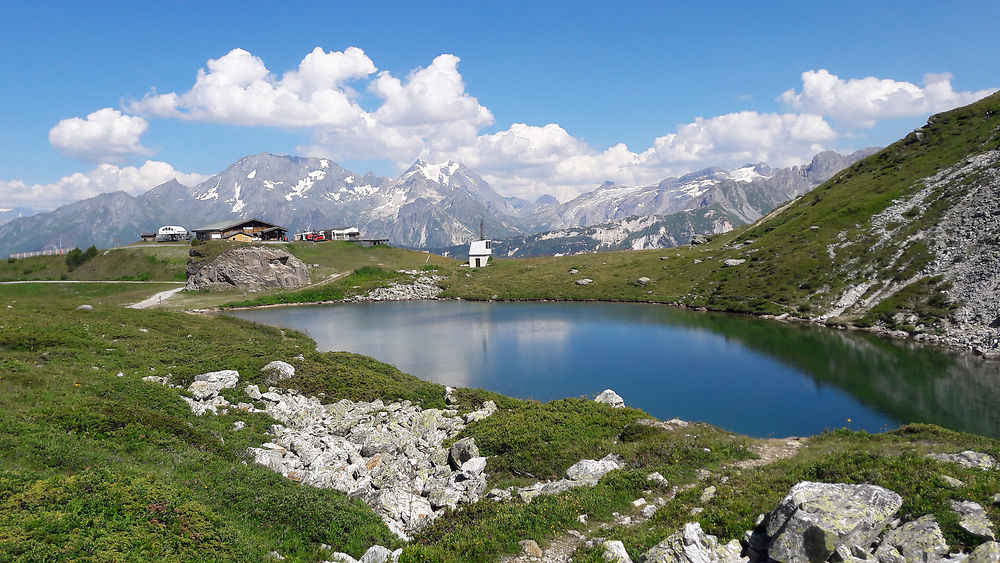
227 301 1000 438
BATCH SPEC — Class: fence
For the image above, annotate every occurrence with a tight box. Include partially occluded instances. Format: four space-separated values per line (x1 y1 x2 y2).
8 247 76 260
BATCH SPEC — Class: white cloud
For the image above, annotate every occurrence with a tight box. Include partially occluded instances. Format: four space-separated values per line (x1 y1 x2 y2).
48 108 151 163
779 69 997 128
127 47 376 127
301 53 493 162
0 161 209 210
418 112 837 201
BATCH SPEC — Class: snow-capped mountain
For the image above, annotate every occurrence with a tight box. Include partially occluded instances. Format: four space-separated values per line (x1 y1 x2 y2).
0 149 877 257
0 207 38 226
542 149 880 229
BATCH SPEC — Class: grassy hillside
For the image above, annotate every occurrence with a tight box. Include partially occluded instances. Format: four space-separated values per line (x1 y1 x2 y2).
3 283 1000 561
442 92 1000 333
1 244 189 282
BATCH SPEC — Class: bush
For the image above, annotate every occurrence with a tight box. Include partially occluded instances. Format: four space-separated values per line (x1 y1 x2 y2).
84 245 98 260
7 256 14 264
191 238 205 246
65 248 85 271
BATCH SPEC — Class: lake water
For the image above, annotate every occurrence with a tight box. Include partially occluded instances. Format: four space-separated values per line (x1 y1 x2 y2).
227 301 1000 438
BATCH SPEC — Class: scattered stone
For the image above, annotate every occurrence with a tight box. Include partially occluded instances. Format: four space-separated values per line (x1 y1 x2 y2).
689 507 703 516
699 486 716 503
261 361 295 384
569 269 580 274
188 370 240 400
927 450 996 470
970 541 1000 563
595 388 625 408
449 437 480 469
463 400 497 422
637 277 651 286
232 421 246 431
647 472 668 486
603 540 633 563
951 500 995 539
692 259 702 264
243 391 488 539
690 234 710 245
751 481 902 562
76 304 93 311
642 522 744 563
722 259 746 267
874 515 949 562
357 545 400 563
519 539 543 557
576 278 594 286
632 498 647 508
942 474 965 488
116 371 124 377
566 454 621 483
245 384 262 400
642 504 657 518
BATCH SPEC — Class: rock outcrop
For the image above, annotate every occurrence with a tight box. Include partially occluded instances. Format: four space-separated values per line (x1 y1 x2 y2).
641 522 744 563
186 245 310 291
749 481 902 561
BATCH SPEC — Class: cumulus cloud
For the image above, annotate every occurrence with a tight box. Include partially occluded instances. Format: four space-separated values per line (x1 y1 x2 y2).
48 108 151 163
0 161 209 210
301 54 493 162
779 69 997 128
127 47 376 127
417 112 838 201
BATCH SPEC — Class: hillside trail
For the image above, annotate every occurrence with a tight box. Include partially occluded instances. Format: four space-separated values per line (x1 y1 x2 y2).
499 436 807 562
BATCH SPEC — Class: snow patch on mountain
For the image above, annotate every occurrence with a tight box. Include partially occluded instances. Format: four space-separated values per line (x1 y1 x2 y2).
410 161 461 184
196 177 221 201
229 182 247 213
727 165 769 183
285 170 327 201
247 169 256 179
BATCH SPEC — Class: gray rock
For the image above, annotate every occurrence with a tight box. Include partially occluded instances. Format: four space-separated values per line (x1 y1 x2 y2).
874 515 949 562
576 278 594 286
460 456 487 478
190 370 240 399
519 539 543 557
951 500 995 539
926 450 996 470
233 421 246 431
700 486 716 503
449 437 480 469
569 268 580 274
942 474 965 488
261 392 282 402
722 259 745 267
463 400 497 423
595 388 626 408
245 384 262 400
358 545 396 563
754 481 902 562
261 360 296 384
647 472 668 486
76 304 93 311
641 522 745 562
566 454 621 483
603 540 634 563
970 542 1000 563
637 277 651 286
186 246 311 291
690 234 710 245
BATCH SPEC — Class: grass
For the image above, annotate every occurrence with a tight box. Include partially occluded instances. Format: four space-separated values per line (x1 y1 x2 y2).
1 245 190 283
3 281 1000 561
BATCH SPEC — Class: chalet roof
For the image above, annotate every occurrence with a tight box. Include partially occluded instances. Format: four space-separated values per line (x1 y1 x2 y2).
192 218 284 232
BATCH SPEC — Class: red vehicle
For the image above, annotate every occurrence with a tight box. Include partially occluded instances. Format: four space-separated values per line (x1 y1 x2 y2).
303 233 327 242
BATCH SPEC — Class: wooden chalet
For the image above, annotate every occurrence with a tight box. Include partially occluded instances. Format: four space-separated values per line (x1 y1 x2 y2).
192 218 288 242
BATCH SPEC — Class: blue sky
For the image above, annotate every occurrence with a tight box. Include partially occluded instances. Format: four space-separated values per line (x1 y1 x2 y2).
2 1 998 209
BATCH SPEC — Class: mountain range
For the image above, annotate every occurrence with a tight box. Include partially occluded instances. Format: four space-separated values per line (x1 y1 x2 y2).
0 148 876 257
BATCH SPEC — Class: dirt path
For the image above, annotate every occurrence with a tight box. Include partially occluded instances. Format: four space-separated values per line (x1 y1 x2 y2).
128 287 186 309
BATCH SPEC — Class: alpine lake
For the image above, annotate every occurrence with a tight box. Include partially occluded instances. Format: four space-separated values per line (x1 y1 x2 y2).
227 301 1000 439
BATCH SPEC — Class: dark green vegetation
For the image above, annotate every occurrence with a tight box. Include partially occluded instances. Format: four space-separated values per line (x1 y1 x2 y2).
64 245 98 271
441 92 1000 333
